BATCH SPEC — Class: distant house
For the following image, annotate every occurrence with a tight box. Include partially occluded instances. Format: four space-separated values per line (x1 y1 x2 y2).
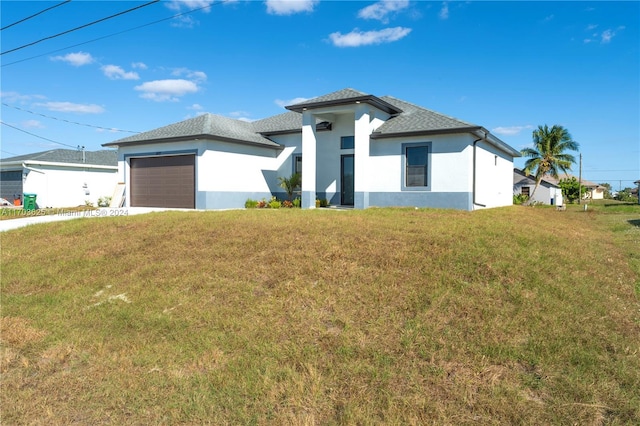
0 149 118 208
103 88 520 211
544 174 606 200
513 168 563 206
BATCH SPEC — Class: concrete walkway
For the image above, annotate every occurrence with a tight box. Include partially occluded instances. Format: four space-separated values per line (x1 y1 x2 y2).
0 207 187 232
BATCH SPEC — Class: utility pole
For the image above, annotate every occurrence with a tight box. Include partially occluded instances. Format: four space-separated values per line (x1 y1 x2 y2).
578 153 582 205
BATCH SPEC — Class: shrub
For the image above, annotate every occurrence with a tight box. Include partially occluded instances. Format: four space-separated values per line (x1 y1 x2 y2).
292 198 301 208
245 199 258 208
256 199 267 208
319 198 329 207
282 200 293 208
97 196 112 207
269 198 282 209
513 194 529 205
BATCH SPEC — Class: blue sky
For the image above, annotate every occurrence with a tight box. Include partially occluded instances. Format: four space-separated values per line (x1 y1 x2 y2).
2 0 638 189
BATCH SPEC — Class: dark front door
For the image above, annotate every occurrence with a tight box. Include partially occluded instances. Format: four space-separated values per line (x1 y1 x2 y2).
341 155 354 206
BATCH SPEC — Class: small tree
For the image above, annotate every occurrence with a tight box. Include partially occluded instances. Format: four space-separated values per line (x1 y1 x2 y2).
278 173 301 201
599 182 613 199
521 125 579 204
559 177 587 203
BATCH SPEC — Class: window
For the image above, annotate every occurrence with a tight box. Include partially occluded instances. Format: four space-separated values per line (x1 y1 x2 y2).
405 145 428 187
293 154 302 175
340 136 354 150
521 187 530 196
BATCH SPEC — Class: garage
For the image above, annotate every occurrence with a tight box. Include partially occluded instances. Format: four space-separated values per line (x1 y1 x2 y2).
130 155 195 208
0 170 23 202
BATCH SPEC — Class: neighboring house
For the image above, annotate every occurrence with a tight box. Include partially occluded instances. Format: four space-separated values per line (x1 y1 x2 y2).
545 174 606 200
0 149 118 208
513 168 563 206
103 88 521 211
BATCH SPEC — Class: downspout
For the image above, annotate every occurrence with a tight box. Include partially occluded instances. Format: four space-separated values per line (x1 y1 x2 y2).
472 132 487 208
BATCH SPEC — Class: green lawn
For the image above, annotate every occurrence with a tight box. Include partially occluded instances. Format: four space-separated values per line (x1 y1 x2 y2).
2 205 639 424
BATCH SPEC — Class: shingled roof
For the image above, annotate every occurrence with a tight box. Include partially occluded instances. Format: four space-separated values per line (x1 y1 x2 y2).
286 88 402 115
102 89 519 157
1 149 116 167
373 96 480 137
104 113 281 148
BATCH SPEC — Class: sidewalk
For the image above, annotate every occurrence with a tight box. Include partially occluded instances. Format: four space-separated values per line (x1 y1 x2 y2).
0 207 180 232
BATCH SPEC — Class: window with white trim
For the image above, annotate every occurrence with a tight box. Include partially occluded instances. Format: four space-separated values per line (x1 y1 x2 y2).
405 145 428 187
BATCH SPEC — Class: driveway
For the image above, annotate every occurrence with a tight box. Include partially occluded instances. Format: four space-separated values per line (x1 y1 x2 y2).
0 207 191 232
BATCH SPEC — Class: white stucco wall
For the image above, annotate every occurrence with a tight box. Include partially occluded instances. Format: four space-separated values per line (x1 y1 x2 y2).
368 133 473 193
473 140 514 209
22 164 117 208
116 139 282 208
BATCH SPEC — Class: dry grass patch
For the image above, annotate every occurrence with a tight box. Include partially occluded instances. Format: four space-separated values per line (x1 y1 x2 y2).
1 206 639 424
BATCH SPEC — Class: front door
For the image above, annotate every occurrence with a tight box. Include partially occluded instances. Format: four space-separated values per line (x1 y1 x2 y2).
341 154 354 206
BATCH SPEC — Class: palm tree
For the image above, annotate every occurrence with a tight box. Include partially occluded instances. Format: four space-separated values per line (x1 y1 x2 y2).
278 173 301 201
521 125 579 203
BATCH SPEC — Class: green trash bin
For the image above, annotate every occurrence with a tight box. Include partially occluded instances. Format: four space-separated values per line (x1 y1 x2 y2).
23 193 37 211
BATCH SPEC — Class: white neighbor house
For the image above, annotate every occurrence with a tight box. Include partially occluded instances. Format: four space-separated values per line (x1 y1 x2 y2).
104 89 521 211
0 149 118 208
513 168 564 206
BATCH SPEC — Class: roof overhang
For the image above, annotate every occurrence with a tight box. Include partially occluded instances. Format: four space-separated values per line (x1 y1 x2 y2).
0 160 116 170
257 121 332 137
286 95 402 115
371 126 482 140
103 134 283 150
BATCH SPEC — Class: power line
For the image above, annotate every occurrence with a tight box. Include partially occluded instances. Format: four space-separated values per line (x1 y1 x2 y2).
1 1 223 67
1 0 161 56
1 121 77 149
2 102 140 134
1 0 72 31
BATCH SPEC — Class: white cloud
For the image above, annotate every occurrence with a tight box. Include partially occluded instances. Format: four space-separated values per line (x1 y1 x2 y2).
0 91 46 104
358 0 409 23
275 97 310 108
50 51 95 66
492 125 533 136
584 26 625 44
265 0 319 15
188 103 204 111
542 14 554 23
328 27 412 47
35 101 105 114
22 119 44 129
165 0 215 12
172 68 207 82
134 79 200 102
132 62 148 70
102 65 140 80
586 24 598 31
439 2 449 20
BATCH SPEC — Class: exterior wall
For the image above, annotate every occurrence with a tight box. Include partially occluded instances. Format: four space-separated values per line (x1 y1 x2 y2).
22 165 117 208
117 139 282 209
514 180 563 205
473 140 513 209
368 134 474 209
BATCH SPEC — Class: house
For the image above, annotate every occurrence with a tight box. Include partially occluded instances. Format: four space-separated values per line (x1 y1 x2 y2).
103 88 520 211
544 174 606 200
513 168 563 206
0 149 118 208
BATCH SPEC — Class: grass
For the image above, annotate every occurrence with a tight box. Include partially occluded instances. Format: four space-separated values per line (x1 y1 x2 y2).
0 206 96 221
1 205 639 424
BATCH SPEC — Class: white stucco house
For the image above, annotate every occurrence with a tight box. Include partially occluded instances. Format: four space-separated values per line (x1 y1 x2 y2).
103 88 520 211
513 168 564 206
0 149 118 208
543 174 606 200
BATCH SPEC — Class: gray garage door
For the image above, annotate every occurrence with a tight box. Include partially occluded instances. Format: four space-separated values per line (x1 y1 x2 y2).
1 170 23 202
130 155 195 208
